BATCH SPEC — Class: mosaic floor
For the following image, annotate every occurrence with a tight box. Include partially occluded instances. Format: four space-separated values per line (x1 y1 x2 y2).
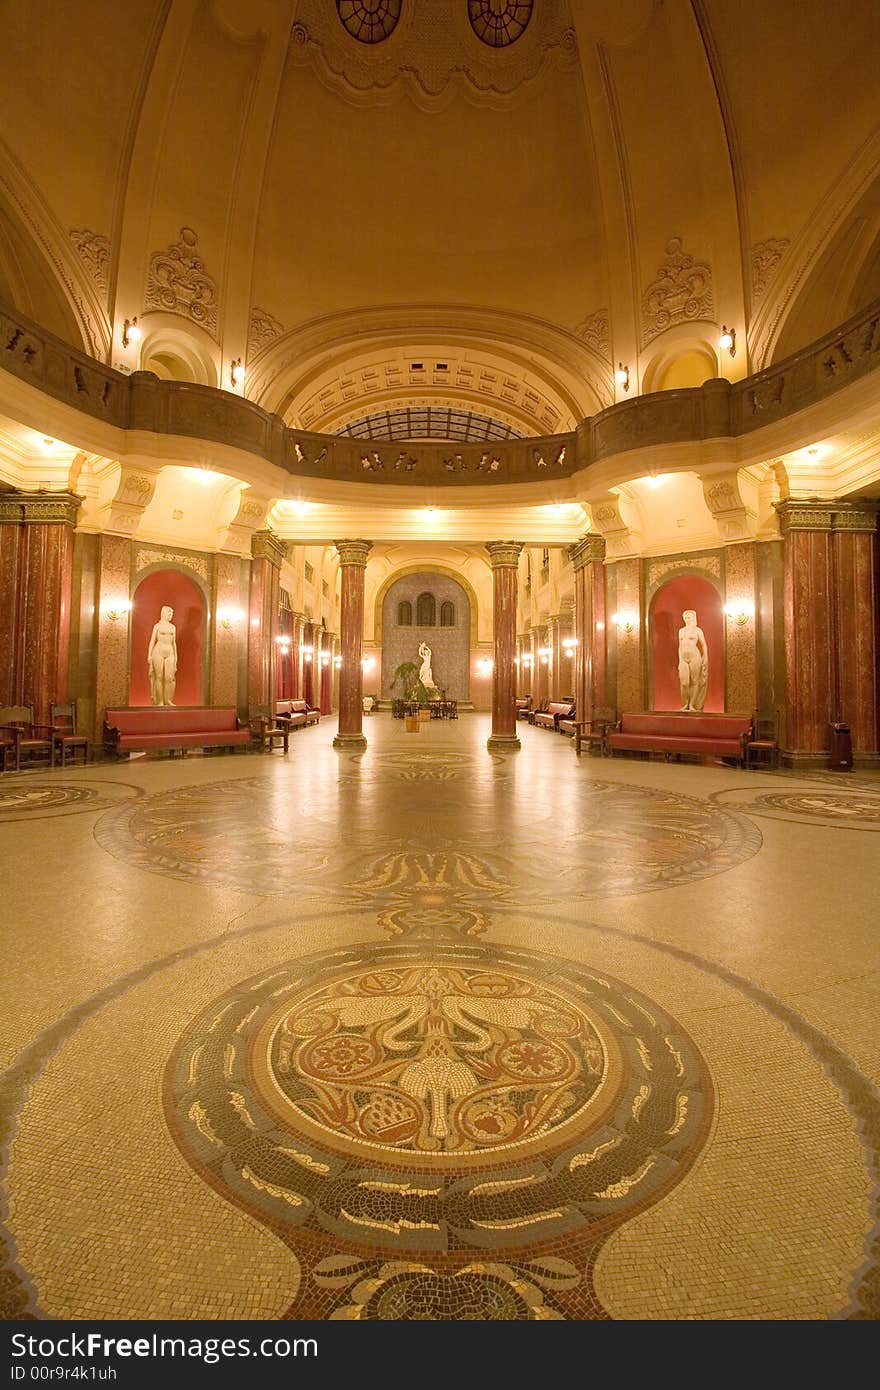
0 715 878 1320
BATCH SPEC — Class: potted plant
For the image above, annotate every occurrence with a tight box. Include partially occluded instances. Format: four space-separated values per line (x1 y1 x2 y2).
391 661 438 730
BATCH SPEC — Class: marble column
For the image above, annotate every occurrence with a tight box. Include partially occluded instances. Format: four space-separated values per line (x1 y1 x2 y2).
0 491 80 724
777 501 879 765
248 530 286 712
333 539 372 750
486 541 524 751
319 629 332 715
569 535 607 719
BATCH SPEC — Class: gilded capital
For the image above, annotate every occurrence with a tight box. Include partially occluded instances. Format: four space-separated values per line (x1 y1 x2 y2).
568 533 606 569
251 529 288 567
774 500 834 532
334 539 372 567
485 540 524 569
0 491 82 526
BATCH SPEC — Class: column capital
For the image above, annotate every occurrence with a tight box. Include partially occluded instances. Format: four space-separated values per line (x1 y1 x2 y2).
775 499 879 533
251 529 288 566
0 490 82 526
334 538 372 567
568 533 606 569
485 540 524 569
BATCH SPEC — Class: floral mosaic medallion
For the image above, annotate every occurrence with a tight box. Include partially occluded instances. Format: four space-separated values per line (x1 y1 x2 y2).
166 941 712 1319
95 776 759 903
712 786 880 830
0 778 140 822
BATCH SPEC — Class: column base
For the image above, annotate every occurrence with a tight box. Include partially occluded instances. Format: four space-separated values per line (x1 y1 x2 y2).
486 734 521 753
333 733 368 751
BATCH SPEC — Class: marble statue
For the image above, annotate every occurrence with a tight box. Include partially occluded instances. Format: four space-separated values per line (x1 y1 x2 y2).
678 609 708 712
147 604 178 706
418 641 436 691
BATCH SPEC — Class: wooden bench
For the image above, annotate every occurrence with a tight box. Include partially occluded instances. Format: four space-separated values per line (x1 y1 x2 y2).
104 707 251 756
606 712 752 765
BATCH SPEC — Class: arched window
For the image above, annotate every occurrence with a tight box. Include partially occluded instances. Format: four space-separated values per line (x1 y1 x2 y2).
416 592 436 626
440 600 455 627
397 599 413 626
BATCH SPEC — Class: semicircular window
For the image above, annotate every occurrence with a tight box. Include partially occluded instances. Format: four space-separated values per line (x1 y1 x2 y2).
440 601 455 627
416 592 436 626
336 1 401 44
337 407 521 443
397 599 413 626
468 1 533 48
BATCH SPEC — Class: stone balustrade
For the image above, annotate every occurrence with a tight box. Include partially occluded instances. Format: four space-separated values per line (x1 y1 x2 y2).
2 296 878 486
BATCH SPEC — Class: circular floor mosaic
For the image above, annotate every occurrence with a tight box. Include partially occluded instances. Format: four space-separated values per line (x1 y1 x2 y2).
0 778 141 822
95 775 760 904
166 940 712 1319
712 786 880 830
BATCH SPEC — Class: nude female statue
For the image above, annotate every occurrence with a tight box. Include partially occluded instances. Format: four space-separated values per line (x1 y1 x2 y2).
418 641 436 691
147 605 178 706
678 609 708 712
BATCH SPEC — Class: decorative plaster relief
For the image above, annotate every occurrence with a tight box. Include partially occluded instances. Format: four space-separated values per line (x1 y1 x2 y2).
217 493 271 555
646 553 721 590
751 237 790 301
574 308 610 359
69 229 111 296
289 0 577 114
248 306 285 354
641 238 714 348
702 474 755 543
135 546 209 581
144 228 219 339
588 495 641 558
100 468 160 537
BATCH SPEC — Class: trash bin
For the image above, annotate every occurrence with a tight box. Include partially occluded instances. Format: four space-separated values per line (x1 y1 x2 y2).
829 722 852 771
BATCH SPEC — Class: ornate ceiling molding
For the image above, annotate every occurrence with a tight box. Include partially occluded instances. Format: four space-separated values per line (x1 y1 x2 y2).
640 237 714 349
289 0 578 114
144 228 219 341
69 229 111 299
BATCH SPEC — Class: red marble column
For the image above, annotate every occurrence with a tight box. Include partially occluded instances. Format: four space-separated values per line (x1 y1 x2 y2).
569 534 607 719
486 541 524 751
319 629 332 715
778 501 878 765
248 531 286 712
0 492 80 723
333 539 372 750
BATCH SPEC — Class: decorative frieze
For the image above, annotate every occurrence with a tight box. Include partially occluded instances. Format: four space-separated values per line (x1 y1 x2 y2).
144 227 219 339
641 237 714 347
252 530 289 568
776 500 877 533
0 491 82 526
568 534 606 569
135 546 209 580
646 553 721 589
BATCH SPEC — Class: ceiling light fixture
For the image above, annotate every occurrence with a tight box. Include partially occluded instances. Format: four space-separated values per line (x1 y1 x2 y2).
614 363 630 393
121 317 141 349
718 325 737 357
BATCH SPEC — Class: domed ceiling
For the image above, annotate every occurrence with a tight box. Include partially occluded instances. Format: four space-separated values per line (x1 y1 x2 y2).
0 0 878 437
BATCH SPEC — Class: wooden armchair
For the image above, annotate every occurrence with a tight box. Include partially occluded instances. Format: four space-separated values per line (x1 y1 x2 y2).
248 705 289 754
51 703 90 767
0 706 55 770
573 707 617 757
745 712 780 770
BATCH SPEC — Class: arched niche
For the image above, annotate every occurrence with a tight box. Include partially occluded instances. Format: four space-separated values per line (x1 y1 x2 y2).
130 568 206 706
381 573 471 700
649 573 724 713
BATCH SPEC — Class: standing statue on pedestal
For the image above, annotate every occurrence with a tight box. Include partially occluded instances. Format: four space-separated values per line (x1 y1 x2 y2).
418 641 436 692
147 604 178 706
678 609 708 711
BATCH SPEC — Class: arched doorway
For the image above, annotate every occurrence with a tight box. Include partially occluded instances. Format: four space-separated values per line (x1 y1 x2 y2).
129 568 206 706
382 573 470 700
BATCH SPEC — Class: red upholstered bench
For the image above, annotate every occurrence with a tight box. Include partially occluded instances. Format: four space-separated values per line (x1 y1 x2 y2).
606 712 751 764
276 698 320 728
104 707 251 756
533 701 575 730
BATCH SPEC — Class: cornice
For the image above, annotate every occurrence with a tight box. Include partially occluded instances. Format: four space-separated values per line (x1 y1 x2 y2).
775 499 879 533
0 490 82 525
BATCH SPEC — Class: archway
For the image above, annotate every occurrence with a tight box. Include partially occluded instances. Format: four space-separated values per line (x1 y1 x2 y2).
130 569 206 706
382 573 470 701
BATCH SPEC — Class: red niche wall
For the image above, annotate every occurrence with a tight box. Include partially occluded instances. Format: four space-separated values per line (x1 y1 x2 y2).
130 569 204 706
650 574 724 712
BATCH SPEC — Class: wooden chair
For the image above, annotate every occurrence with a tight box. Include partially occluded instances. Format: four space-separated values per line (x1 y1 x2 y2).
0 706 55 770
51 703 90 767
745 712 779 770
248 705 289 754
574 707 617 757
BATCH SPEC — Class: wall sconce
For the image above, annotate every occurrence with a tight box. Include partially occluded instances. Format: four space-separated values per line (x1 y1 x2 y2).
718 325 737 358
538 646 552 657
320 652 331 667
362 656 376 672
230 357 245 388
723 600 754 627
334 655 343 669
614 363 630 392
562 638 578 655
300 644 314 661
121 317 141 349
218 606 243 629
521 653 533 667
101 598 132 622
612 610 638 635
476 657 494 676
275 635 291 654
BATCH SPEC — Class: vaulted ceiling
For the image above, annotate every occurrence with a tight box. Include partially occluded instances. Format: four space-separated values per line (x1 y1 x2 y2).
1 0 878 438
